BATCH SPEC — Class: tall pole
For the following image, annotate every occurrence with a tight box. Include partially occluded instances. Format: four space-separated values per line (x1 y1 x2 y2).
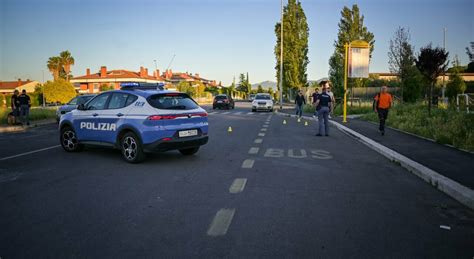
279 0 284 109
343 43 349 123
42 70 45 107
442 28 447 101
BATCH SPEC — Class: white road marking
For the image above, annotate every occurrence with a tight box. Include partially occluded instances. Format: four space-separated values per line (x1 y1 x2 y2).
258 133 265 137
248 147 260 154
247 112 254 115
241 159 255 168
0 172 22 183
0 145 61 161
229 178 247 194
260 128 267 132
208 112 217 115
222 111 230 115
264 121 270 125
234 112 242 115
254 138 263 144
262 125 269 128
207 209 236 236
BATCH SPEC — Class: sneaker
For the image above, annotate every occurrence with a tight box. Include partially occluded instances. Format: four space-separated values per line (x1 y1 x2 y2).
328 114 332 119
316 134 322 137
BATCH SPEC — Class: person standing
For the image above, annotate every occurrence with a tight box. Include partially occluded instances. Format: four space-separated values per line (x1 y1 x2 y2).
11 90 20 124
18 89 31 126
314 85 332 136
373 86 393 136
295 90 306 118
312 88 320 117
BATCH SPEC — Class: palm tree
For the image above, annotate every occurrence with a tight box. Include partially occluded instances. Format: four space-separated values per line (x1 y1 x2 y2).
60 51 75 81
47 56 62 81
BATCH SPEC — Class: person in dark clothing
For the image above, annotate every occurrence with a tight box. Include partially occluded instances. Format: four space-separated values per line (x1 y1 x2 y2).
11 90 20 124
373 86 393 135
312 89 320 117
18 90 31 126
314 85 332 136
294 90 306 118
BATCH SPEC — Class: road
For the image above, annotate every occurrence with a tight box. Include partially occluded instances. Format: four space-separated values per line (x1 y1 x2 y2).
0 102 472 258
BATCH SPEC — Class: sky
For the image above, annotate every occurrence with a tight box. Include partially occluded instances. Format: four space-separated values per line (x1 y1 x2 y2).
0 0 473 85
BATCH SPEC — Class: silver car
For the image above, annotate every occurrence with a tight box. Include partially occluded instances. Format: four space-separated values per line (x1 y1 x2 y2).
56 94 96 122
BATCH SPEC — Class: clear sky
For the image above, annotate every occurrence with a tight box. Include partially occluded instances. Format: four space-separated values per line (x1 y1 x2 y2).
1 0 473 85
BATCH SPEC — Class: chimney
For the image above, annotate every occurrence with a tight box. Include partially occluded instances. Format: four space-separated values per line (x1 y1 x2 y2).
145 68 149 77
155 69 160 79
17 78 21 87
195 73 200 78
100 66 107 78
140 67 146 77
86 68 90 76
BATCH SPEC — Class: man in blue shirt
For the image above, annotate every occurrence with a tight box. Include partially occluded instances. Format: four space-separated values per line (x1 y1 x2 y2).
314 85 332 136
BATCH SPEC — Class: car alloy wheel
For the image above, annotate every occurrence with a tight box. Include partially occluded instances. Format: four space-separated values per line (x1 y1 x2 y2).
122 136 138 161
60 127 83 152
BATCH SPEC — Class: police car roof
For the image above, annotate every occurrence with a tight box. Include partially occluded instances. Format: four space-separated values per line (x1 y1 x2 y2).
113 89 180 98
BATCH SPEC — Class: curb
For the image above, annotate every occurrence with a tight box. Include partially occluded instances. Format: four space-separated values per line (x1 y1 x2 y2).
0 120 56 134
275 110 474 210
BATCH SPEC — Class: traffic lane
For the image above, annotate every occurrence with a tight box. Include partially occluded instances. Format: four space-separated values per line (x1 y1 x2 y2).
225 115 473 258
0 111 266 258
0 123 59 159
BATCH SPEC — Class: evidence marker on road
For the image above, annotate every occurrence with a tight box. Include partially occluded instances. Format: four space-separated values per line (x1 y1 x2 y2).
283 119 287 125
228 126 233 133
207 208 236 236
229 178 247 194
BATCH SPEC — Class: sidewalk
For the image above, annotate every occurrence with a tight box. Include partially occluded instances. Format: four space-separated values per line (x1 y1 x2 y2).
0 119 56 134
278 107 474 190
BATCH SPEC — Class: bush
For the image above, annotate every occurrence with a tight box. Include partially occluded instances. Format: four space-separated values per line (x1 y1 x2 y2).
360 103 474 151
0 107 56 124
43 79 76 104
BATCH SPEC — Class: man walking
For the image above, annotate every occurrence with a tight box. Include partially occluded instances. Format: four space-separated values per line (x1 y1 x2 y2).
11 90 20 124
295 90 306 118
314 85 332 136
18 89 31 126
373 86 393 136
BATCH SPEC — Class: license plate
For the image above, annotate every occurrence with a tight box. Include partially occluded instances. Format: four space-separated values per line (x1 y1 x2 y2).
178 129 198 138
217 101 223 103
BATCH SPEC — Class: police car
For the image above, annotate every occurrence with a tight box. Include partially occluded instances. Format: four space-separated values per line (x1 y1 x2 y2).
59 83 209 163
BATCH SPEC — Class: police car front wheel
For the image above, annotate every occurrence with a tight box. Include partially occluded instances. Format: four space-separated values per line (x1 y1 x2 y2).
60 127 83 152
121 132 146 163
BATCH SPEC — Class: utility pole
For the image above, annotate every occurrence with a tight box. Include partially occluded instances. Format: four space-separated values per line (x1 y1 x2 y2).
153 59 157 71
42 70 45 107
442 28 447 101
279 0 284 109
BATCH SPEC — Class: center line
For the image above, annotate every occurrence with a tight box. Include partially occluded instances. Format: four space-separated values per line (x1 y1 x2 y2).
260 128 267 132
241 159 255 168
258 133 265 137
0 145 61 161
248 147 259 154
207 209 236 236
229 178 247 194
262 125 269 128
222 111 230 114
254 138 263 144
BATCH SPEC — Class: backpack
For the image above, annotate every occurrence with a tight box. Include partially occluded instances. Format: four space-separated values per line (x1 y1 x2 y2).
373 93 380 110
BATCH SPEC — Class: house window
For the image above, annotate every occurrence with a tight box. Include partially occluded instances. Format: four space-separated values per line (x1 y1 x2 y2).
93 83 99 90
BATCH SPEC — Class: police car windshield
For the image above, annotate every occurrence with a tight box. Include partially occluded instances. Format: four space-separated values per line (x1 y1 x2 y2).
147 93 199 110
255 95 271 100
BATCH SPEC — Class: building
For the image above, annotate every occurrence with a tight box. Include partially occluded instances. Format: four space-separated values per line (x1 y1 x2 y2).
0 79 40 94
70 66 166 93
161 69 218 87
370 72 474 82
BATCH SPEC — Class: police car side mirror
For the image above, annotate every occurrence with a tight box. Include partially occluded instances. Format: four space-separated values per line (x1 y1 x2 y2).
77 104 86 111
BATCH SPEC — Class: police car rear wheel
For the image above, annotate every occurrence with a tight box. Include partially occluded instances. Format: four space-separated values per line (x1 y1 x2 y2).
179 147 199 156
121 132 145 163
60 127 83 152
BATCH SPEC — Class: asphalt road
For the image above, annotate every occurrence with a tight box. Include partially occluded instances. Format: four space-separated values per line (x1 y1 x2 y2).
0 102 473 258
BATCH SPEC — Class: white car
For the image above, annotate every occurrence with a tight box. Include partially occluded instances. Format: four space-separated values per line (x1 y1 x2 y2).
252 93 273 112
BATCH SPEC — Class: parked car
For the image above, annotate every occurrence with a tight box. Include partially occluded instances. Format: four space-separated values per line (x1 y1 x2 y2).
56 94 96 122
252 93 273 112
213 94 235 109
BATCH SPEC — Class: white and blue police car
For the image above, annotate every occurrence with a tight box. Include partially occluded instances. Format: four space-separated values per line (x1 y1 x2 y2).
59 83 209 163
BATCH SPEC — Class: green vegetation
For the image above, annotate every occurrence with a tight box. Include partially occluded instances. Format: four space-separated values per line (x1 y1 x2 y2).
360 103 474 151
43 79 77 104
329 4 375 97
47 50 75 81
274 0 309 96
302 101 373 116
99 83 114 92
446 57 467 100
0 107 57 125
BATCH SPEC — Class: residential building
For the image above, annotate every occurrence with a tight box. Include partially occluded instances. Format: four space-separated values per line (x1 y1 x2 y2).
370 72 474 82
162 69 218 87
70 66 166 93
0 79 40 94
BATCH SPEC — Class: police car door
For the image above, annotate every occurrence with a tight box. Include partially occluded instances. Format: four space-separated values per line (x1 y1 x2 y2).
74 93 112 142
95 92 137 144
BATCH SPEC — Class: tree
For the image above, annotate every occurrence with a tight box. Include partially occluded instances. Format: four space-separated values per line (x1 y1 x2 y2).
177 81 196 97
446 57 467 100
415 44 449 115
267 87 274 96
466 42 474 73
236 73 251 94
100 83 114 92
43 79 77 104
329 4 375 98
274 0 309 97
257 85 264 93
60 51 75 81
47 56 62 81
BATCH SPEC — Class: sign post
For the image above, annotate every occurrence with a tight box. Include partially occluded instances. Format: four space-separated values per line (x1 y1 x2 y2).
343 40 370 123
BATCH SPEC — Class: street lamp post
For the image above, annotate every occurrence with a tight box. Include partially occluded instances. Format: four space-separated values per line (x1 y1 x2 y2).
42 70 45 107
279 0 284 109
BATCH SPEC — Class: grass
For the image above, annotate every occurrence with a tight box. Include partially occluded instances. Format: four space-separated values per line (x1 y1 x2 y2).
360 103 474 152
302 101 374 116
0 107 57 125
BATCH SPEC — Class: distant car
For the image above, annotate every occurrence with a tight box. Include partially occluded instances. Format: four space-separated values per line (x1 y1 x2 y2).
252 93 273 112
249 94 256 102
56 94 96 122
59 83 208 163
213 94 234 109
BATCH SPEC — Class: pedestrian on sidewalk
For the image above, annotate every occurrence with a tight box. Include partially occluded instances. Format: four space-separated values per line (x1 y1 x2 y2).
314 85 332 136
11 90 20 125
373 85 393 136
312 88 320 117
18 89 31 126
295 90 306 118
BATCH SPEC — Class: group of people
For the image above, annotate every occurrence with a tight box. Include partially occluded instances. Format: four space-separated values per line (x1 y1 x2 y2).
294 81 392 136
9 89 31 126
